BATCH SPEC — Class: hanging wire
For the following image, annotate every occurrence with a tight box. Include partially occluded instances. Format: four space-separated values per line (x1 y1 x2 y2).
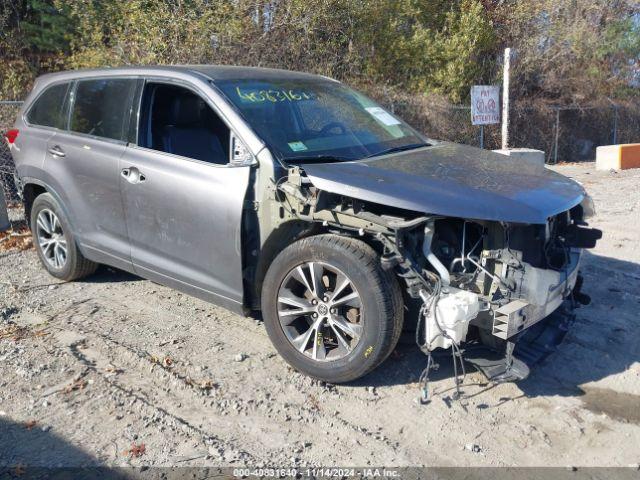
415 273 467 404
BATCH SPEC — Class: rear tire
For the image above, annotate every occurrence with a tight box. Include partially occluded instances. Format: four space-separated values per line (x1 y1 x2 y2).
261 234 403 383
31 193 98 281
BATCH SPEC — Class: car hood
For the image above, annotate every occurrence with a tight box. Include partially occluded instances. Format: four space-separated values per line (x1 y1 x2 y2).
299 142 585 224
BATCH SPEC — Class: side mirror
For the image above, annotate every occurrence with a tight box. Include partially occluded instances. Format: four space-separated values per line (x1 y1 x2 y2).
229 134 256 167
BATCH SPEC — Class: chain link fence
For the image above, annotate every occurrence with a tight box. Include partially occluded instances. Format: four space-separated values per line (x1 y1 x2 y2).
1 101 24 229
378 92 640 164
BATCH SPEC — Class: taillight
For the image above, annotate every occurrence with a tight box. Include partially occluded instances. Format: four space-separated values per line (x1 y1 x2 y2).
5 129 19 144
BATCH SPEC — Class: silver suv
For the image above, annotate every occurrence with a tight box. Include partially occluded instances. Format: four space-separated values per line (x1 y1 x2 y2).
7 66 601 383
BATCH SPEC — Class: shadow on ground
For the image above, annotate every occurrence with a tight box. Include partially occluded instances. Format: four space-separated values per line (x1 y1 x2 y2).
0 417 103 472
82 266 143 284
0 417 232 477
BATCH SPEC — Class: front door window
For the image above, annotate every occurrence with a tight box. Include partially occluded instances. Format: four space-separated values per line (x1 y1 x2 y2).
138 83 230 165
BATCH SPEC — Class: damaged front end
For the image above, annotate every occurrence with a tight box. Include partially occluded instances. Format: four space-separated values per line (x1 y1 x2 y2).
277 165 602 388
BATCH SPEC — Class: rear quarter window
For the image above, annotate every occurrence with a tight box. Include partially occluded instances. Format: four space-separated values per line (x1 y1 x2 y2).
26 82 70 129
70 78 137 141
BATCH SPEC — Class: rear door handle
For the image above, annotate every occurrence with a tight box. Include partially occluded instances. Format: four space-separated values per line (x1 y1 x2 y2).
121 167 146 184
48 146 66 157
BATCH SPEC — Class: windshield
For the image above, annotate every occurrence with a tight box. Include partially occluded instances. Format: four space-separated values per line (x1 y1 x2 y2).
215 78 428 163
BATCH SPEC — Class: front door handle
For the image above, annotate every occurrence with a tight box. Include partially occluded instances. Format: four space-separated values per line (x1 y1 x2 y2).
121 167 146 184
48 146 66 157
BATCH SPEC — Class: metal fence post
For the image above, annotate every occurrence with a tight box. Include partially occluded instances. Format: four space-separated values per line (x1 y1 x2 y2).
501 48 512 150
612 105 619 145
553 107 560 164
0 178 10 231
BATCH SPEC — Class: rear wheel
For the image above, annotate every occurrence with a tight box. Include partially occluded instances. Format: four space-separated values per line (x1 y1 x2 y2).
31 193 98 281
262 234 403 383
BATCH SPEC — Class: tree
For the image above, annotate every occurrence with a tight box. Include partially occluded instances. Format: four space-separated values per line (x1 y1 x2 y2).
0 0 638 102
492 0 640 101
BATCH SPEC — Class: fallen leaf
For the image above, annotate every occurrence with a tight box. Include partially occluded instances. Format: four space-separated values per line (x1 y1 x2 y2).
308 394 321 411
199 379 216 390
0 227 33 253
63 379 88 394
0 324 49 342
123 442 146 458
104 364 123 374
14 463 26 476
162 356 173 368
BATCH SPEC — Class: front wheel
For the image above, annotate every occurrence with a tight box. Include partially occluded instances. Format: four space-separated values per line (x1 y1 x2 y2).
261 234 403 383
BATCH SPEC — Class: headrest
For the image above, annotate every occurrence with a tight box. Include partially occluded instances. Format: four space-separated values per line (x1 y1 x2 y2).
168 94 203 126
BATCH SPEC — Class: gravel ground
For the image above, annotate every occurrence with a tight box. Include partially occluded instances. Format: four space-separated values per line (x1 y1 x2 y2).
0 162 639 468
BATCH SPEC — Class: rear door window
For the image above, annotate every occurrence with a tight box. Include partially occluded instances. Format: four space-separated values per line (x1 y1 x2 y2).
26 82 70 129
70 78 137 141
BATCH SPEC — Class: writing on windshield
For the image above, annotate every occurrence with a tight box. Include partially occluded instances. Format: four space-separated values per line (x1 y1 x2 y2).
217 78 427 163
235 87 315 103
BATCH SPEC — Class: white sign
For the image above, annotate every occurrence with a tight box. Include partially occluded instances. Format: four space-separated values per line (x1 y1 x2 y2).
471 85 500 125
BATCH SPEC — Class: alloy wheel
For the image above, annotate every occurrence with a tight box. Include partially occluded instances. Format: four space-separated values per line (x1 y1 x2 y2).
35 209 67 269
277 261 363 362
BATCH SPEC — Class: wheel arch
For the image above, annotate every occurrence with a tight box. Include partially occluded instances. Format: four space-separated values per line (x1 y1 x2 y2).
251 220 319 311
250 220 386 312
21 179 78 236
22 182 48 228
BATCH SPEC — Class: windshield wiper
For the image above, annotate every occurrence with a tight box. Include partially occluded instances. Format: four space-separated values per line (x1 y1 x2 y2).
364 143 429 159
287 154 353 164
287 143 429 164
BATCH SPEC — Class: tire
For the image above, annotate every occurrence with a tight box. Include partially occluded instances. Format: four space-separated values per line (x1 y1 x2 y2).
31 193 98 281
261 234 404 383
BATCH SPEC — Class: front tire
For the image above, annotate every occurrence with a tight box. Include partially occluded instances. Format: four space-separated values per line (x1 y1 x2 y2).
31 193 98 281
261 234 403 383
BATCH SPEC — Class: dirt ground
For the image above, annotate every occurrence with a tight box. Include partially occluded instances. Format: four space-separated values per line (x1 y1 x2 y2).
1 162 639 469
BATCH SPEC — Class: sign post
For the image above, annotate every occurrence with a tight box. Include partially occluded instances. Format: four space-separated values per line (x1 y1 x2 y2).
471 85 500 149
502 48 512 150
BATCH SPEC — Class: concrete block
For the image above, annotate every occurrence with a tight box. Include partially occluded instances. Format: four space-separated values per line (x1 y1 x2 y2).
492 148 545 167
596 144 640 171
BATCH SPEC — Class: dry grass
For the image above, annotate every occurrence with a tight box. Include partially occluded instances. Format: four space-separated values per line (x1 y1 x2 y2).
0 323 48 342
0 226 32 253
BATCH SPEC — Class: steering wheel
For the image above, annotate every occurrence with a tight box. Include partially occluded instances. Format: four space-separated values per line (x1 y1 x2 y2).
319 121 348 135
